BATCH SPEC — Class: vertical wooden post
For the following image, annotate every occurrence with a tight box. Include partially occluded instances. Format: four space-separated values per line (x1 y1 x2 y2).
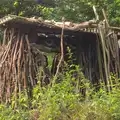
93 6 110 92
102 9 110 27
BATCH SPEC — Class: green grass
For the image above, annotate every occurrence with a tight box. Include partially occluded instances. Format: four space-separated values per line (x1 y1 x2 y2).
0 65 120 120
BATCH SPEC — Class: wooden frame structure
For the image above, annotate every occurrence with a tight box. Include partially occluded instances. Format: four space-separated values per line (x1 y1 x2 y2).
0 13 120 103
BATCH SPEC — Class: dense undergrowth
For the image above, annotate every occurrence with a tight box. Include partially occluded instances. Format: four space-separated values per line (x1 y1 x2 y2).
0 64 120 120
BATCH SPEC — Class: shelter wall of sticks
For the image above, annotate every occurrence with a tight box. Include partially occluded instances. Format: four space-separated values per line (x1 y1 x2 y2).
0 14 120 103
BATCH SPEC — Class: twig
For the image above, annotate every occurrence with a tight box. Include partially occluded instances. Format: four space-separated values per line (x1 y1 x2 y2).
3 28 7 45
54 17 65 78
17 33 23 95
26 35 34 86
109 26 120 31
102 9 110 27
93 6 99 22
23 48 27 89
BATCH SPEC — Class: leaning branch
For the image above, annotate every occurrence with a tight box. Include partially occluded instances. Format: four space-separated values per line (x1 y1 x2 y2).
54 17 65 78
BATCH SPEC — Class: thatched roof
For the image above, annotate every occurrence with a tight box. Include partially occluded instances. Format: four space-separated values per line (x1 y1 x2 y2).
0 15 98 34
0 15 120 35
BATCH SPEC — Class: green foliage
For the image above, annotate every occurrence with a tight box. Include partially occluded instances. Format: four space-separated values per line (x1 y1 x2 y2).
0 0 120 25
31 65 81 119
0 1 120 119
107 0 120 26
52 0 120 25
0 0 53 19
0 104 29 120
1 65 120 119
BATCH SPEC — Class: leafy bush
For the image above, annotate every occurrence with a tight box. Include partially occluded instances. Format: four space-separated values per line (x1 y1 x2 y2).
0 104 29 120
1 65 120 120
